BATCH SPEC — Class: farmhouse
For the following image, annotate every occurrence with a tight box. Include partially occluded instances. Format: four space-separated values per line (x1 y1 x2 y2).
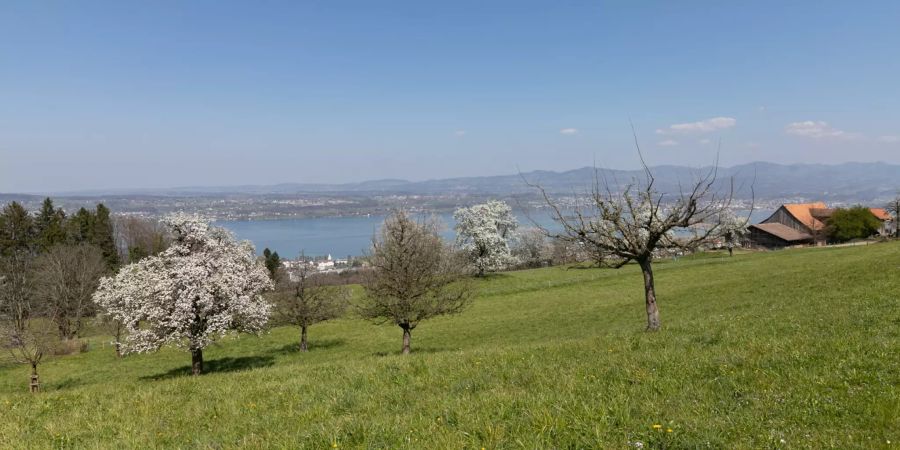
869 208 896 236
749 202 896 248
748 202 825 248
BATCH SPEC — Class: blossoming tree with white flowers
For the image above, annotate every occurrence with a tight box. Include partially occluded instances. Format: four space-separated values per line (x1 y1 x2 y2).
717 209 749 256
454 200 518 276
528 149 747 331
93 214 273 375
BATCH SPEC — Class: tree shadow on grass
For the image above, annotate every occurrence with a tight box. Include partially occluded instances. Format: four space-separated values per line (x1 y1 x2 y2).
140 355 275 380
476 272 513 280
267 338 346 355
566 264 605 270
47 377 87 391
372 346 454 357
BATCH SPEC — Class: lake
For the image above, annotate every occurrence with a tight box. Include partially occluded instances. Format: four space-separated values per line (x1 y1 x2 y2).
216 209 772 258
215 211 557 258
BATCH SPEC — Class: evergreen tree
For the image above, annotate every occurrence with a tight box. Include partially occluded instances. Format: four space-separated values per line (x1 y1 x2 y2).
67 208 95 245
0 202 37 336
91 204 119 269
0 202 36 257
34 198 67 252
262 248 281 280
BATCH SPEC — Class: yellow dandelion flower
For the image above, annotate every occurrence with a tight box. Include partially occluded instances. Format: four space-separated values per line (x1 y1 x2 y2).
331 443 338 448
652 424 662 430
666 428 673 433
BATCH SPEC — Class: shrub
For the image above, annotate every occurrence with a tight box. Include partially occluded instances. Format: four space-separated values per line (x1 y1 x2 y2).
827 206 881 242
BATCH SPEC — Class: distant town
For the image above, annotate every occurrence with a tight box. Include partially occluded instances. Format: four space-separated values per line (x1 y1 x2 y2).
3 161 899 221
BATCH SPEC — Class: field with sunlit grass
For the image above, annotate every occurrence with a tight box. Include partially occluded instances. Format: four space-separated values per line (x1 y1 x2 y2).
1 242 898 449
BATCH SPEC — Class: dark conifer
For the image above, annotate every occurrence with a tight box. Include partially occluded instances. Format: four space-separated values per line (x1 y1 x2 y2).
91 204 119 269
34 198 67 252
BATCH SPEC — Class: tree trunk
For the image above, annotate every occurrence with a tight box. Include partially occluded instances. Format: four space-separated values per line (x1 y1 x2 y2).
300 325 308 352
401 325 411 355
728 246 734 257
639 258 661 331
57 319 70 341
30 363 39 393
191 348 203 375
114 326 123 358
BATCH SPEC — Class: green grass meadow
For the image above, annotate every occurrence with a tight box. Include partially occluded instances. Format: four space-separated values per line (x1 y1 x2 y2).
1 243 898 448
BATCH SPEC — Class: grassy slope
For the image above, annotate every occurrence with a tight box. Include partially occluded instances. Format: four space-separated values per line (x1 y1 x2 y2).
0 243 898 449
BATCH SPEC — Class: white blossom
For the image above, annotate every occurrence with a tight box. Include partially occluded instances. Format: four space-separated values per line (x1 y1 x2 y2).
92 214 273 354
454 200 518 275
716 209 749 249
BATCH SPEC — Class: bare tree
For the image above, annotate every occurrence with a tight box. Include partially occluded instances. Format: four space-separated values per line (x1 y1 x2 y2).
0 254 35 335
360 211 472 354
273 264 350 351
1 317 58 392
887 194 900 238
113 216 170 263
548 236 580 266
527 148 743 331
33 244 107 340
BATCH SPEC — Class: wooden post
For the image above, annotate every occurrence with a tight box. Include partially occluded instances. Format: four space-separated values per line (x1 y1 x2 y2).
30 364 39 393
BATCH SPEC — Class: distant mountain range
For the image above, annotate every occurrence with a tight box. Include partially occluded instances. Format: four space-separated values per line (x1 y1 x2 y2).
6 161 900 203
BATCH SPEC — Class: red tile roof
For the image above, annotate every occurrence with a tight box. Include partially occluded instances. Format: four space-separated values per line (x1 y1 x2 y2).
870 208 892 221
782 202 828 231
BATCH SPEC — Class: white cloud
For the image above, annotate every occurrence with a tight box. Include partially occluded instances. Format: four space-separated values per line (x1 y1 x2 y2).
454 130 467 136
784 121 858 139
699 138 711 145
656 117 736 134
559 128 578 135
878 135 900 143
657 139 679 147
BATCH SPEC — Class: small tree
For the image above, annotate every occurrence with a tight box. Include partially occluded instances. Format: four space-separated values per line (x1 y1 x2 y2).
887 194 900 238
360 211 472 354
93 214 273 375
511 227 549 268
262 248 282 280
34 244 107 340
273 264 349 351
718 209 749 256
454 200 518 275
1 317 58 393
827 206 882 242
528 151 741 331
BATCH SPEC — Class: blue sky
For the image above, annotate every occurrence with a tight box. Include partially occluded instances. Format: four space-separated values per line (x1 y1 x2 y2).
2 1 899 192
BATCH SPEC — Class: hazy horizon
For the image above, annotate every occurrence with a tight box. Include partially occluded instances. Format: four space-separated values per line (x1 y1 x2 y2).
3 1 900 192
3 159 897 197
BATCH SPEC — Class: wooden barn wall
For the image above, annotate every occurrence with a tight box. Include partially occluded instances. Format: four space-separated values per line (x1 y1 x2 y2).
762 207 809 232
749 228 791 249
